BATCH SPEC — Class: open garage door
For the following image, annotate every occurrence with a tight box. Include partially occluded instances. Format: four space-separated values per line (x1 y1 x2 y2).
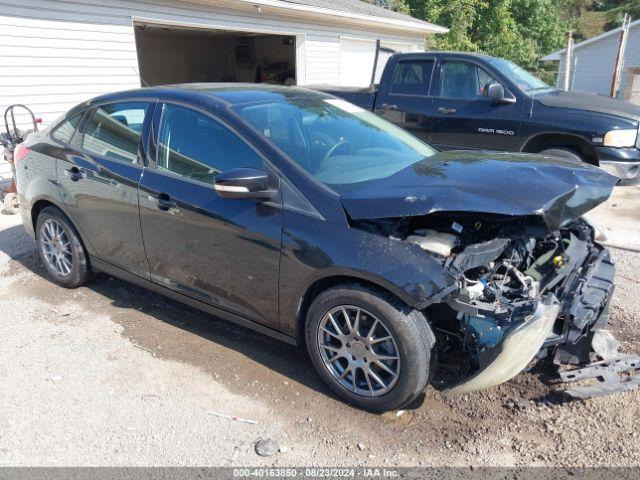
134 23 296 86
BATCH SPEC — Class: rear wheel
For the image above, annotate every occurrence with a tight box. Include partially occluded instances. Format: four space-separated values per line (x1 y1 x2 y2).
36 206 89 288
305 285 434 412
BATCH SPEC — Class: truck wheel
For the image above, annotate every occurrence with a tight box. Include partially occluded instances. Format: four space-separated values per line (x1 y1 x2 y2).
2 193 18 215
539 148 583 163
35 206 89 288
305 284 435 412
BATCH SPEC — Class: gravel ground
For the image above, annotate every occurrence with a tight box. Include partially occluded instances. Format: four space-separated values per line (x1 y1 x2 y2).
0 195 639 467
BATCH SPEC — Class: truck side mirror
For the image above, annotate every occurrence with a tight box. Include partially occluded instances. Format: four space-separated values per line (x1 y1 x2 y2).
484 82 516 105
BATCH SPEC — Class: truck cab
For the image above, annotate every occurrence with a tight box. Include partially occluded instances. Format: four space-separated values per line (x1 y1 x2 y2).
318 52 640 184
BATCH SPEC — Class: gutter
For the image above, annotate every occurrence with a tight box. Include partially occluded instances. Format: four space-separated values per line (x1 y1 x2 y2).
183 0 449 34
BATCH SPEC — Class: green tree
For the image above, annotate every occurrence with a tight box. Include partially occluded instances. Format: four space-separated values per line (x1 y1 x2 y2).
364 0 411 14
404 0 565 71
559 0 639 40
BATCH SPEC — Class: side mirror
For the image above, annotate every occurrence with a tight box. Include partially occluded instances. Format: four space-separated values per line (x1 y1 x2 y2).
484 82 516 105
214 168 276 200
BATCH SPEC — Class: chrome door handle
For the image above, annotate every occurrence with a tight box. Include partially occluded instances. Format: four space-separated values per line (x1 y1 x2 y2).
382 103 399 110
437 107 457 115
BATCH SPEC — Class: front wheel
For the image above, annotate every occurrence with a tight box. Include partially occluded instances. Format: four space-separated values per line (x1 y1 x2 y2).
36 206 89 288
538 148 584 163
305 285 435 412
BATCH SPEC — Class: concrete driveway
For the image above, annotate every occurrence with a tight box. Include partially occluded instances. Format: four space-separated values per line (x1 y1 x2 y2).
1 185 640 467
586 184 640 251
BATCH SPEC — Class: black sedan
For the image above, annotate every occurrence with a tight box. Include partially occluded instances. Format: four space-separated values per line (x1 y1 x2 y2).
16 84 617 411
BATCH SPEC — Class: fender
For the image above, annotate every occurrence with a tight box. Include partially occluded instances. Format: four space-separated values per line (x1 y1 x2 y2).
23 192 98 257
520 131 598 163
278 213 457 338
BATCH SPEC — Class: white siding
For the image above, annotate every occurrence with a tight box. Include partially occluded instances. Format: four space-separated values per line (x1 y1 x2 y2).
0 14 140 129
554 23 640 98
0 0 424 127
0 1 424 185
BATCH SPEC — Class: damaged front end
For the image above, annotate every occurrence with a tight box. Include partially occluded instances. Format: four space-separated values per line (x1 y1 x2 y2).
353 213 615 395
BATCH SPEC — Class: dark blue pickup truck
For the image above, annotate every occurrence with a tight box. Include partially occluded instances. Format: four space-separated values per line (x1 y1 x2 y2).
317 51 640 184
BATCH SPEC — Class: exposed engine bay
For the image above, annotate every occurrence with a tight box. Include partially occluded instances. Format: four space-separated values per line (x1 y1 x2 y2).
353 212 616 395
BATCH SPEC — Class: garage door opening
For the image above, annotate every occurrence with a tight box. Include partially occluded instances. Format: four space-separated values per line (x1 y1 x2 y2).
134 23 296 87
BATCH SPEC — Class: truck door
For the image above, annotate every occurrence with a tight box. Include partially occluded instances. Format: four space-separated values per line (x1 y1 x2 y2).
375 57 436 144
431 59 522 151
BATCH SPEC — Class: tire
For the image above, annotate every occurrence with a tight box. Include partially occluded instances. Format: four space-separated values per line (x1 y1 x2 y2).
305 284 435 412
539 148 583 163
2 193 18 215
35 206 89 288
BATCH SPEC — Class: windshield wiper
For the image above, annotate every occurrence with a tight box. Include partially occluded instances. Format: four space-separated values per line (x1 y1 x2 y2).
527 87 552 93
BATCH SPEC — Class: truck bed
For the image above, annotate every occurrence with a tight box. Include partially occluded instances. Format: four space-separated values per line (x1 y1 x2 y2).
308 85 375 110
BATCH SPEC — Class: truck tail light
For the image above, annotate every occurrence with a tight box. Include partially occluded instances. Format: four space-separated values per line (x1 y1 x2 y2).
14 144 31 164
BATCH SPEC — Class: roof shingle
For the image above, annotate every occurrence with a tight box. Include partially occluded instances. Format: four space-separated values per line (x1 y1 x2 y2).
279 0 447 32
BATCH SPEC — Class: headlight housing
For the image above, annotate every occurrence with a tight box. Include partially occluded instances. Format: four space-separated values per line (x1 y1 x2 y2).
603 129 638 148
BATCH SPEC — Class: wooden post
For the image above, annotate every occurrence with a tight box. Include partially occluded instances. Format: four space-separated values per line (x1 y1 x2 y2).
611 14 631 98
563 31 573 91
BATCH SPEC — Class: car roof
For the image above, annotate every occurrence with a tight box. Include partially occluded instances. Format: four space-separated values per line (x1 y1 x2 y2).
392 51 494 60
87 83 332 109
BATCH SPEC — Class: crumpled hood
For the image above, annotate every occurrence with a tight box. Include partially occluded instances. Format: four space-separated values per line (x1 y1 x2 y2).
536 90 640 122
339 151 618 230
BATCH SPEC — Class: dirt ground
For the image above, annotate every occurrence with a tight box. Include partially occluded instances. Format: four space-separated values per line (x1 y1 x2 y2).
1 186 640 467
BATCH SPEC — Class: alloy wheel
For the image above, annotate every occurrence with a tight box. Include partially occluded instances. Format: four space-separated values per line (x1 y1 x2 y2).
41 218 73 277
317 305 401 397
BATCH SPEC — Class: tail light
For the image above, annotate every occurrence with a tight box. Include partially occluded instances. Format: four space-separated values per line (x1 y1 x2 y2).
14 144 31 163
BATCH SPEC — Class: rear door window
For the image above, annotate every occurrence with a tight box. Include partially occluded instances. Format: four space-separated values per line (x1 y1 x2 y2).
389 60 434 95
51 113 83 145
155 103 263 185
81 101 151 163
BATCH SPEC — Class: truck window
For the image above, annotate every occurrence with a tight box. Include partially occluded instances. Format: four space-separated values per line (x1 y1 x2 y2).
440 61 497 100
389 60 434 96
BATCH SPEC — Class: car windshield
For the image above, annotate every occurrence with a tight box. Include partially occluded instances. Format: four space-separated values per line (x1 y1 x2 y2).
486 57 553 94
233 96 437 186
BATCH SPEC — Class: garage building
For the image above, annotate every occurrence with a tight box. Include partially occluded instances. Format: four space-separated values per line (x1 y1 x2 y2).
0 0 446 130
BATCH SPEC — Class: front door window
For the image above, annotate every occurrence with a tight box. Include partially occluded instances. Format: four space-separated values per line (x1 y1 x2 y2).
440 62 497 100
156 103 263 184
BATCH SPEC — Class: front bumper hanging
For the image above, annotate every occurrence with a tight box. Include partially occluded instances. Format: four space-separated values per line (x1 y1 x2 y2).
445 295 560 396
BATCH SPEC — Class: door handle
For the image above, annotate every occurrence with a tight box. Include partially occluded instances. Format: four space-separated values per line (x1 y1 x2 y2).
437 107 457 115
382 103 399 110
155 193 177 211
64 167 86 181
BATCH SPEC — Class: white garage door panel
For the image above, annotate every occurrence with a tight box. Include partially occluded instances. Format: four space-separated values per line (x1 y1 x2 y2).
339 37 415 87
340 38 376 87
0 14 140 128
